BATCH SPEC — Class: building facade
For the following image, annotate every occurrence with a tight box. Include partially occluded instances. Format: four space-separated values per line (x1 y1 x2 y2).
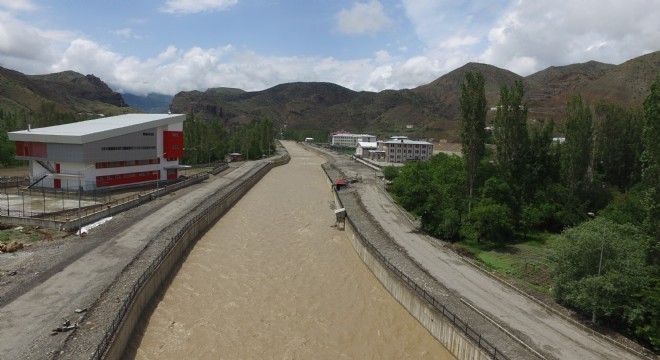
374 137 433 163
331 133 376 148
355 141 377 158
9 113 186 190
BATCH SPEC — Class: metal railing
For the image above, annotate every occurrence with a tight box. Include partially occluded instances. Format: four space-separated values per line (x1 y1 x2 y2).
321 163 511 360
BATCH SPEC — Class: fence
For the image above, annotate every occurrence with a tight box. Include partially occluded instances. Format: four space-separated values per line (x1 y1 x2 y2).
0 171 211 231
90 154 290 359
321 163 510 360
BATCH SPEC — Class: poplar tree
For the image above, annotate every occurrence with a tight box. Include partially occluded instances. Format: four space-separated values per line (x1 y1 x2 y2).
493 80 529 222
459 71 487 213
561 94 593 198
641 76 660 240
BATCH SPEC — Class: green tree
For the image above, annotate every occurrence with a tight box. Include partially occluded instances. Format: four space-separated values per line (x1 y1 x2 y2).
594 102 643 191
552 218 652 326
641 76 660 241
382 165 398 181
492 80 529 224
460 71 488 213
420 154 467 240
561 94 594 200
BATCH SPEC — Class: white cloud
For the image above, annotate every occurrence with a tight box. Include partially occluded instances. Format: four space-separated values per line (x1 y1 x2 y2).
112 28 142 40
1 0 659 98
480 0 660 75
160 0 238 14
0 12 58 72
336 0 394 35
0 0 37 11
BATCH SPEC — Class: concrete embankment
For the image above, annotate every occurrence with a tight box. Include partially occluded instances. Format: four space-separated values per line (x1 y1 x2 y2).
320 163 493 360
56 155 289 360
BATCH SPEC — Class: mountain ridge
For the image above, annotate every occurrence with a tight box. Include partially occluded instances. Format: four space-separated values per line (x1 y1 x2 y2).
1 50 658 139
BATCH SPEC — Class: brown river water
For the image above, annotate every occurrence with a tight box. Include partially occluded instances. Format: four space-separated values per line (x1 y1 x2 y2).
129 142 454 359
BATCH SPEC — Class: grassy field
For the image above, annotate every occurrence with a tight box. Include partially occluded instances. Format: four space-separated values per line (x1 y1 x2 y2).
455 233 557 294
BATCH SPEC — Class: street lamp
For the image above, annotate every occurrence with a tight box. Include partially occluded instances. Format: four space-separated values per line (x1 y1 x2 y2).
587 212 605 323
207 146 216 169
156 152 166 197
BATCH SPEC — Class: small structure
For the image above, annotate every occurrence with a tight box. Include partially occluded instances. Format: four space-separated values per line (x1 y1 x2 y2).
304 137 314 143
334 208 346 228
334 179 347 191
355 141 377 158
225 153 244 162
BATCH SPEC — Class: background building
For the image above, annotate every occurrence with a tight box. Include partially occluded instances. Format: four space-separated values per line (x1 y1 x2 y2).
9 113 186 190
330 132 376 148
375 136 433 163
355 141 377 158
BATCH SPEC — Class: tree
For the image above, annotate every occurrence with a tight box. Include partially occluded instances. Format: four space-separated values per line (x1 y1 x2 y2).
641 76 660 241
460 71 488 213
594 102 643 191
561 94 593 199
552 218 652 326
492 80 529 224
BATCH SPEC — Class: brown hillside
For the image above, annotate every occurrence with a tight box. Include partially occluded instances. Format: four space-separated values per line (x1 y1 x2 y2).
172 51 659 139
0 67 131 115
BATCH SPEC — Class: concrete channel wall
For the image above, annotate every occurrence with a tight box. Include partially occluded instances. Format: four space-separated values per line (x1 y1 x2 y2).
325 175 489 360
101 155 290 360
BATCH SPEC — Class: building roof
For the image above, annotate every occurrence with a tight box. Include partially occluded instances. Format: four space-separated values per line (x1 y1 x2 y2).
382 139 432 145
357 141 378 148
332 133 375 138
8 113 186 144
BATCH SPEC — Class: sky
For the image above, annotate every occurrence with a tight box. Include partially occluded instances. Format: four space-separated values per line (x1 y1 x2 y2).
0 0 658 95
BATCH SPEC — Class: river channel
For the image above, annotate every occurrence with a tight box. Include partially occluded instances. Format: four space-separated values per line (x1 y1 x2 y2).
128 141 453 359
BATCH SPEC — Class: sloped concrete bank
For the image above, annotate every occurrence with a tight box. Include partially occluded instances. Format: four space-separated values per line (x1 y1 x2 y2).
55 155 290 360
321 165 494 360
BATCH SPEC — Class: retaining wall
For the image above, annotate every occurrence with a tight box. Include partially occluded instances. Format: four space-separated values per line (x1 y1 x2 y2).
99 155 290 360
325 174 490 360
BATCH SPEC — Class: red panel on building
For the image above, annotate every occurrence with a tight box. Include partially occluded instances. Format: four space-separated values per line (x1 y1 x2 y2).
54 163 61 189
96 171 158 188
163 131 183 159
15 141 47 157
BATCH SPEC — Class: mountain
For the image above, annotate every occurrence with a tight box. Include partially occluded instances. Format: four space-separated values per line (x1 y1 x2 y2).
1 50 658 139
170 51 660 140
0 68 131 115
122 93 173 113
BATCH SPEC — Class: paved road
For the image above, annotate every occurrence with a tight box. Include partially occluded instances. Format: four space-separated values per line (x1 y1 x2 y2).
0 161 265 360
315 147 641 360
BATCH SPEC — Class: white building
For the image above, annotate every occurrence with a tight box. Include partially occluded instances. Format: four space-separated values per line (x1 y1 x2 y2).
355 142 378 158
331 133 376 148
9 113 186 190
373 137 433 163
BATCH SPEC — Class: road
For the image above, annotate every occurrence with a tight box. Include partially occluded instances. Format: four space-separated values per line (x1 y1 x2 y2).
315 146 641 360
0 161 266 360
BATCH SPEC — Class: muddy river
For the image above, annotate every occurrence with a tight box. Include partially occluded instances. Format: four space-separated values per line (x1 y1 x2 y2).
129 141 453 359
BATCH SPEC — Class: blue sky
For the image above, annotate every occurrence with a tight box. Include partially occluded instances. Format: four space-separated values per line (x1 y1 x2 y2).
1 0 658 95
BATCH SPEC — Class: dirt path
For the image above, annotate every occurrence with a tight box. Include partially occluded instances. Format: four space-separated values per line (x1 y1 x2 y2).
313 146 642 360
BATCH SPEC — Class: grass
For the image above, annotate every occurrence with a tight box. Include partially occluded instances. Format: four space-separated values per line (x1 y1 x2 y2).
0 225 60 244
455 233 557 293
